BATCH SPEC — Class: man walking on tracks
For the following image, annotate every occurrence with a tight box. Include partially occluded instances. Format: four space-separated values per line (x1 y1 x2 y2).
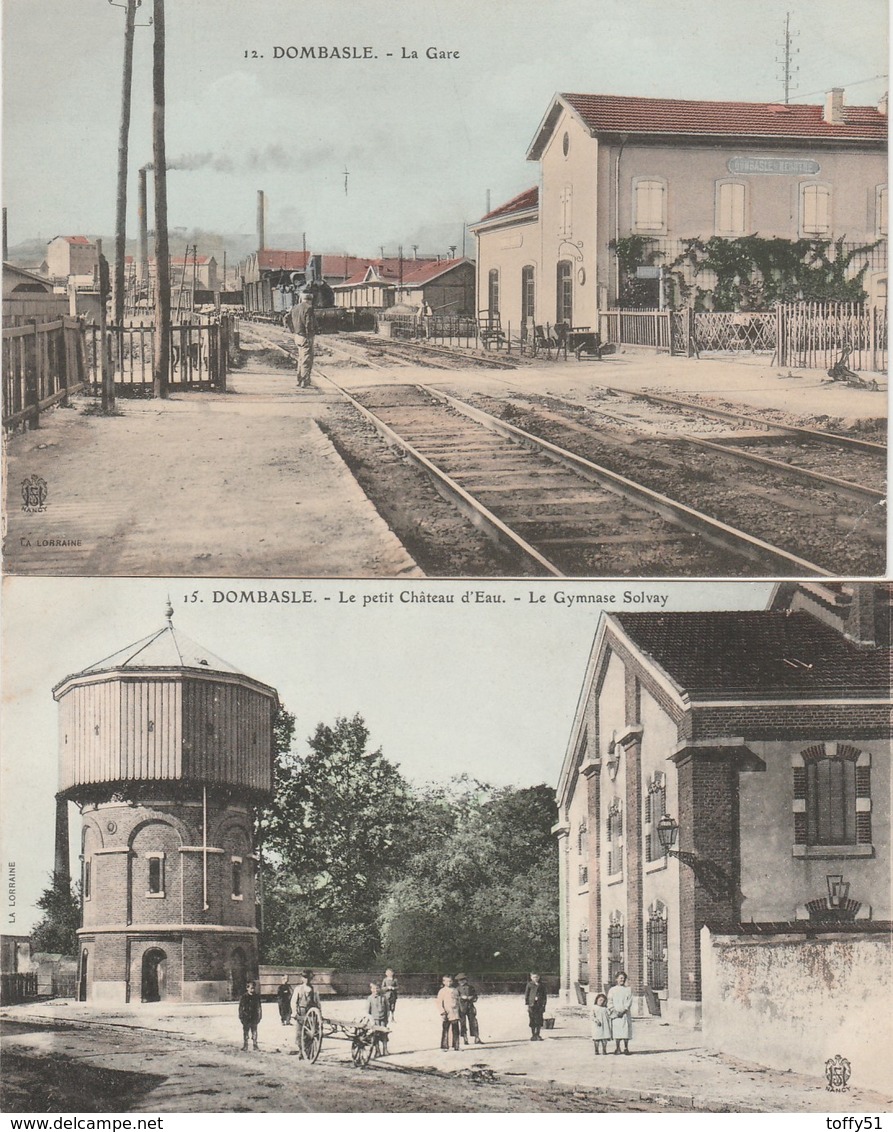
456 973 483 1045
286 290 316 388
238 980 263 1051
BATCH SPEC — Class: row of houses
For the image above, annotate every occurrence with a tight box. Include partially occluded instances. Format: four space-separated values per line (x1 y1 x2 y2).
239 248 475 320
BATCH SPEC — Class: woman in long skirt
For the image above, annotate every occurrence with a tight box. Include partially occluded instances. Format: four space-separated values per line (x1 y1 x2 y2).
607 971 633 1054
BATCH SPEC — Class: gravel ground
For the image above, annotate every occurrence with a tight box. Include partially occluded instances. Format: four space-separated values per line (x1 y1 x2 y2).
4 996 891 1114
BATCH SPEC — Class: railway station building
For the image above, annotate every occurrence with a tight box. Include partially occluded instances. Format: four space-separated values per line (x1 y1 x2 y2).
53 606 279 1005
472 90 888 331
554 582 891 1041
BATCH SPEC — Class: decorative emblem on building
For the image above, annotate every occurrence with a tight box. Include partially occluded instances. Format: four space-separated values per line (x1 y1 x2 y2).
824 1053 851 1093
21 474 48 512
606 735 620 780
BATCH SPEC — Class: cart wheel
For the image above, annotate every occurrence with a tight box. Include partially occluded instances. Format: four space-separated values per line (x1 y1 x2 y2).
351 1035 374 1067
297 1007 323 1062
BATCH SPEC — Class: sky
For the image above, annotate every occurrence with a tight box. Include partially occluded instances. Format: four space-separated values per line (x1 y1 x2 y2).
2 0 888 259
1 576 773 931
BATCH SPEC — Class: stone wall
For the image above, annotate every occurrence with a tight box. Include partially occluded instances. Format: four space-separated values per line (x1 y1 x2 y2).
701 925 892 1092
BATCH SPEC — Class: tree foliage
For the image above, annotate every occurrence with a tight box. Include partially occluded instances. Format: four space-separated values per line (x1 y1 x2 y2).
258 715 560 974
31 874 80 956
377 782 559 974
260 713 415 968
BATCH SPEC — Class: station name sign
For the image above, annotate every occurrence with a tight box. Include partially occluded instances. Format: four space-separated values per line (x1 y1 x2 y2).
728 156 820 176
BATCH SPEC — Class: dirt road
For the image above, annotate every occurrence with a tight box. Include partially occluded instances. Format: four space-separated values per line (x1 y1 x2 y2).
0 1019 689 1114
4 359 418 578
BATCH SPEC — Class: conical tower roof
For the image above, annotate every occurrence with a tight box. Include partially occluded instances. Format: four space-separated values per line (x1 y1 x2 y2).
57 602 248 688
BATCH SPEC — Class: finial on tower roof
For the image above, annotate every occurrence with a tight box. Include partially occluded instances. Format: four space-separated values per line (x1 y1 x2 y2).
164 598 174 624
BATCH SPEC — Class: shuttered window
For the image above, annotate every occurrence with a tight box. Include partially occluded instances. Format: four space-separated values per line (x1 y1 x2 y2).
716 182 746 235
801 184 832 236
635 179 667 232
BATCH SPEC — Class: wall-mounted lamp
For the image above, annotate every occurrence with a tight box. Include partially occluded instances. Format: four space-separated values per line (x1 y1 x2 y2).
656 814 679 854
655 814 734 902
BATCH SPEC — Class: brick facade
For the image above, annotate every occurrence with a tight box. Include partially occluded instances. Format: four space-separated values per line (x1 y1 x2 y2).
57 614 277 1005
556 592 891 1024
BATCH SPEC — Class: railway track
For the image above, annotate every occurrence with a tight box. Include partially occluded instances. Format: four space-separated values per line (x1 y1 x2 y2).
313 374 833 578
245 325 883 577
475 386 885 504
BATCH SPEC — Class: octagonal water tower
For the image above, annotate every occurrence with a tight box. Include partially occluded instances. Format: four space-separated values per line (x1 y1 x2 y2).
53 604 279 1005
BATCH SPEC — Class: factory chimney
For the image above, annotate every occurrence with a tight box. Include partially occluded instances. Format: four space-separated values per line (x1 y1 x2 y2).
138 166 149 296
53 796 70 886
257 190 266 251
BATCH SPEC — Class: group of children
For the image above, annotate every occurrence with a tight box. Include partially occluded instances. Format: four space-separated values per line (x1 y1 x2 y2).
590 971 634 1055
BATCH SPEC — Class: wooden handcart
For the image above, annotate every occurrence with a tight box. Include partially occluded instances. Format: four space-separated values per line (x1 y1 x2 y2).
295 1006 389 1067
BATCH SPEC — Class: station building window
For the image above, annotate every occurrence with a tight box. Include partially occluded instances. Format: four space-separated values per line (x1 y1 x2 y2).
556 260 573 324
800 183 832 236
715 181 747 235
488 269 500 316
232 857 244 900
633 178 667 233
877 185 888 237
521 265 536 323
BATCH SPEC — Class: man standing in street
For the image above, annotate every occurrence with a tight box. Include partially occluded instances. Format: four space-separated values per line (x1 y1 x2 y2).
436 974 461 1052
524 971 547 1041
238 980 263 1051
456 973 483 1045
285 289 316 388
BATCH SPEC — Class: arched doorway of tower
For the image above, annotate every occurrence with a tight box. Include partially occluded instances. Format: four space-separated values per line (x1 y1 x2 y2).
230 947 248 999
141 948 167 1002
78 949 89 1002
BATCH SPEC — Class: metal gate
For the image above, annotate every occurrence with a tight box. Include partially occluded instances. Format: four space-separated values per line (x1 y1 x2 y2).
86 318 232 393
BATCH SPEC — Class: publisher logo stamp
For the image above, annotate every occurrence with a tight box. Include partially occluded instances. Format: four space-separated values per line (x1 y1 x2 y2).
21 474 48 512
825 1053 851 1093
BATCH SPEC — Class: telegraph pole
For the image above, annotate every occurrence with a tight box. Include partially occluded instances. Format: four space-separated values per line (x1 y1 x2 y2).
152 0 171 398
777 11 799 105
112 0 140 330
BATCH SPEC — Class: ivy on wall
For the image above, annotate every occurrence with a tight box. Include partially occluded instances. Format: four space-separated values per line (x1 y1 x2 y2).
609 235 882 311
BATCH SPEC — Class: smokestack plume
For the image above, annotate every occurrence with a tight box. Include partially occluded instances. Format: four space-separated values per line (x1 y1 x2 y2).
257 190 266 252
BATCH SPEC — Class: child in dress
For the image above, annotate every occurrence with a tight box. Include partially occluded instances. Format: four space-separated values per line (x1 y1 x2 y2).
591 992 610 1055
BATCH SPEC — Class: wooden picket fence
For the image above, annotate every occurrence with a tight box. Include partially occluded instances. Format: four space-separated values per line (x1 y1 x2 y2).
775 302 887 372
2 316 88 430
